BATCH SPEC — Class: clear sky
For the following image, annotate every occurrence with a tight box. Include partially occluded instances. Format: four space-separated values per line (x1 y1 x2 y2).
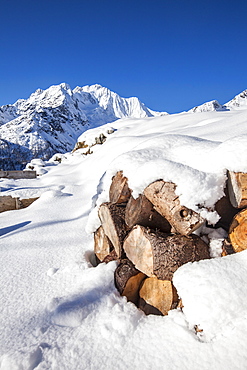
0 0 247 113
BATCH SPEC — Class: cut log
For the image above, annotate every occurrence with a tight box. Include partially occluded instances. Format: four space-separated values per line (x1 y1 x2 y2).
94 226 114 262
114 259 146 305
229 208 247 252
98 202 128 257
102 249 118 263
221 239 235 256
144 180 204 235
125 194 171 233
215 194 238 231
139 277 178 316
227 171 247 208
123 225 210 280
109 171 131 204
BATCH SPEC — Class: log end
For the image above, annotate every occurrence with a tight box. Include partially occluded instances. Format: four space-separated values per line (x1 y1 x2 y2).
139 277 178 316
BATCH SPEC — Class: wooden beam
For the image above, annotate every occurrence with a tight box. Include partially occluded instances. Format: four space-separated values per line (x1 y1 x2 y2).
0 196 38 213
0 170 37 179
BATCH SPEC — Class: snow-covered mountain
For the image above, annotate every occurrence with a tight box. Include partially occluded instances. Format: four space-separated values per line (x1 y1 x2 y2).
225 89 247 109
188 89 247 113
188 100 227 113
0 83 166 169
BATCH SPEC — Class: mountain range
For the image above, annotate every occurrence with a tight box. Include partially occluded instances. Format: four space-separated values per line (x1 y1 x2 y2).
0 83 166 170
0 83 246 170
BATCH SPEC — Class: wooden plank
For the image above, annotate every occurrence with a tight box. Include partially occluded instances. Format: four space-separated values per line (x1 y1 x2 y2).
0 196 17 212
0 196 38 213
0 170 37 179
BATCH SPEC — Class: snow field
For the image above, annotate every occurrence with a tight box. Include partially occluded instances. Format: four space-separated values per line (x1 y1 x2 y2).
1 108 247 369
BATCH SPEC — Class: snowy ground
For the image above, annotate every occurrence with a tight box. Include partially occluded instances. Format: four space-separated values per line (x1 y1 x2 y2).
1 109 247 369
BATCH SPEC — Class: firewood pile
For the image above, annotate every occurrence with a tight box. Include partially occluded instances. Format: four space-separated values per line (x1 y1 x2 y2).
93 170 247 316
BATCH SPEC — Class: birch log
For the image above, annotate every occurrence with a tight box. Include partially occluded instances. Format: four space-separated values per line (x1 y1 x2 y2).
144 180 204 235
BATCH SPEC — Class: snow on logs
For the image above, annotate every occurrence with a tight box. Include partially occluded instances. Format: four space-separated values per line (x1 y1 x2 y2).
94 171 208 316
94 170 247 316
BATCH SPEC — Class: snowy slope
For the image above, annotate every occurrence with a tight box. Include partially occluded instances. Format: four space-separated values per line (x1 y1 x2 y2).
1 104 247 369
0 83 166 170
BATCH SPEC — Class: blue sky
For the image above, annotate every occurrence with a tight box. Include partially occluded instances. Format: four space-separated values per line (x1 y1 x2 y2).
0 0 247 113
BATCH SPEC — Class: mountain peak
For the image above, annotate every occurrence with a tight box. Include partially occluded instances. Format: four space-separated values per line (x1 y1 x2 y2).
59 82 72 91
225 89 247 109
188 100 227 113
0 83 166 169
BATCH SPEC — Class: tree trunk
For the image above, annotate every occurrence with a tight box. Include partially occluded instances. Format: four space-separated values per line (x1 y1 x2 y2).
138 277 178 316
98 202 128 257
227 171 247 208
123 225 210 280
125 194 171 232
94 226 114 262
143 180 204 235
229 208 247 252
114 259 146 305
109 171 131 204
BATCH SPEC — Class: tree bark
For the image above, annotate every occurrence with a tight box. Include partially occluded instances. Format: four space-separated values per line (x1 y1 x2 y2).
109 171 131 204
143 180 204 235
123 225 210 280
138 277 178 316
227 171 247 208
229 208 247 252
125 194 171 232
114 259 146 305
98 202 128 257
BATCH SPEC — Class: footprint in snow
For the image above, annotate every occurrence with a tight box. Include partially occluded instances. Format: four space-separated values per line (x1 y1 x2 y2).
46 267 59 276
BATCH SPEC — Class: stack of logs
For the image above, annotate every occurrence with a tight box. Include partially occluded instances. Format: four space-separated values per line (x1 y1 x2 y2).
93 171 247 316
